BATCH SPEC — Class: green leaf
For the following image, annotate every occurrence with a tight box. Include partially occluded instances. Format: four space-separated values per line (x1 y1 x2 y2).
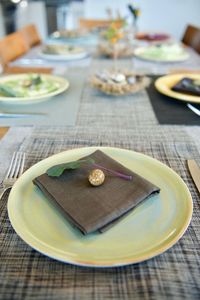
0 84 19 97
31 75 42 86
46 158 95 177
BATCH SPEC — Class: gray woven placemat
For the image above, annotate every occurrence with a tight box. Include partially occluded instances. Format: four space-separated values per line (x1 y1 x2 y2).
0 125 200 300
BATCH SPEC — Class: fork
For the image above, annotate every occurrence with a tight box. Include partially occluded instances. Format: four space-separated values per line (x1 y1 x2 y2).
0 152 25 200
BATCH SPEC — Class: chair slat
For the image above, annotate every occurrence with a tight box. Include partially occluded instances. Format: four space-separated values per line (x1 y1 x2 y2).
0 31 29 66
182 24 200 54
20 24 41 47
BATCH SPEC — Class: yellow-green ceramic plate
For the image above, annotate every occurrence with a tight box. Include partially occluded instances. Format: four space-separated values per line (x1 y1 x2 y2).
7 147 193 267
155 74 200 103
0 74 69 104
134 45 189 62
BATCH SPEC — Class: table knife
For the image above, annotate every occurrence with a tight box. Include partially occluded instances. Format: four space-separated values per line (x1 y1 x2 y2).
187 160 200 194
0 112 46 118
187 104 200 117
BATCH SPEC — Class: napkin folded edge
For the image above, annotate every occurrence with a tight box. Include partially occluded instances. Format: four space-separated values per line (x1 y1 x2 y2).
172 77 200 96
33 150 160 234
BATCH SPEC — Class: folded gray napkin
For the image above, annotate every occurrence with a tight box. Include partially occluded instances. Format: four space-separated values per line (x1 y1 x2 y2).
33 150 160 234
172 77 200 96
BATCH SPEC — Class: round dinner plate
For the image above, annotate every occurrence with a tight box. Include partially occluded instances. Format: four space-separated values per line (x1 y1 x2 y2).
134 45 189 62
155 74 200 103
39 49 88 61
51 30 88 41
0 74 69 104
135 32 170 42
7 147 193 267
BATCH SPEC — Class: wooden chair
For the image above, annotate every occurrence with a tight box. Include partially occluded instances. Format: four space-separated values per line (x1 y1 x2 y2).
182 24 200 54
20 24 41 48
0 31 29 67
79 18 112 30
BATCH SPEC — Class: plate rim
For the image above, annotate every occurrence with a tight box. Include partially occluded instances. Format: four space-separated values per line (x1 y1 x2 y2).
51 30 89 40
155 73 200 103
0 73 70 103
39 48 88 61
7 146 193 267
136 32 170 41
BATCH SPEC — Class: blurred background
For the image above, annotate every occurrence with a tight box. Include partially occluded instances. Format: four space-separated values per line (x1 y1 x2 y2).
0 0 200 40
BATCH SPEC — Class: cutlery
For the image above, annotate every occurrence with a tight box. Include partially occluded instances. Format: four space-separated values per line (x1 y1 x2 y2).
0 111 47 118
12 58 46 65
187 160 200 194
0 152 25 200
187 103 200 116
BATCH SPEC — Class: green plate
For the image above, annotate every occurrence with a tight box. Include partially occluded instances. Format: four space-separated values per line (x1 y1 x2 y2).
0 74 69 104
7 147 193 267
134 44 189 62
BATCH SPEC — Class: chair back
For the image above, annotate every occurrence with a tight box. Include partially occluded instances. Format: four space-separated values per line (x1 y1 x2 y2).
20 24 41 47
0 31 29 66
182 24 200 54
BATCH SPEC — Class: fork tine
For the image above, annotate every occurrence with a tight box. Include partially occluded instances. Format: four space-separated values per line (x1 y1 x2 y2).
13 152 23 179
9 152 21 178
5 152 25 181
5 152 17 179
19 153 25 176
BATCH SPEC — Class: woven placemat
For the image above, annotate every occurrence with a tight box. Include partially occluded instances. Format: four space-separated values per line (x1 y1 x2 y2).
146 76 200 125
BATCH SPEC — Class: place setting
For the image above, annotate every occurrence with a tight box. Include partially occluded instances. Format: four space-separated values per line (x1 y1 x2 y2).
0 68 86 126
6 146 192 267
0 73 69 104
49 28 98 45
39 43 89 61
135 32 171 43
133 42 190 63
146 72 200 125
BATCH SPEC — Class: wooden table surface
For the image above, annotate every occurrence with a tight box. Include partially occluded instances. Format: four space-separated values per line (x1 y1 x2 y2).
0 127 9 139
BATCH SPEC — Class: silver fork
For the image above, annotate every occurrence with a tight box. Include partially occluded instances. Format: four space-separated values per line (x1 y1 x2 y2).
0 152 25 200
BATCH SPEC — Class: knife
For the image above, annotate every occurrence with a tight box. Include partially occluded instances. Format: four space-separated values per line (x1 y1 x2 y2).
187 160 200 194
187 104 200 117
0 112 46 118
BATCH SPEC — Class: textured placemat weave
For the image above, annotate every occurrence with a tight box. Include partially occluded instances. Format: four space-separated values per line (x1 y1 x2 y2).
0 126 200 300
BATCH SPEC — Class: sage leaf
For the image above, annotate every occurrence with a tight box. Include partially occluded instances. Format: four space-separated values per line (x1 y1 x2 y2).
47 158 95 177
0 84 19 97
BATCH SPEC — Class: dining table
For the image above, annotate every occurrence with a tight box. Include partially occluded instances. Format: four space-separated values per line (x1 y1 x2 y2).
0 35 200 300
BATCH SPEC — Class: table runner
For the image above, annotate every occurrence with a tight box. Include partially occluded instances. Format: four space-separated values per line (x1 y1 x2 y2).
146 76 200 125
0 55 200 300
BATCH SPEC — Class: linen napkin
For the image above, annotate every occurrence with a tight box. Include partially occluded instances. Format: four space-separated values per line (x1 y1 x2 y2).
33 150 160 234
172 77 200 96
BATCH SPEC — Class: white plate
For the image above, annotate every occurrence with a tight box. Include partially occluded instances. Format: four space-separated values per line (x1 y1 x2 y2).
0 74 69 104
39 46 88 61
7 147 193 267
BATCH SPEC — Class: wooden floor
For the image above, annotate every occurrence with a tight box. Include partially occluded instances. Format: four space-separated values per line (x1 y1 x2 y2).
0 127 9 139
